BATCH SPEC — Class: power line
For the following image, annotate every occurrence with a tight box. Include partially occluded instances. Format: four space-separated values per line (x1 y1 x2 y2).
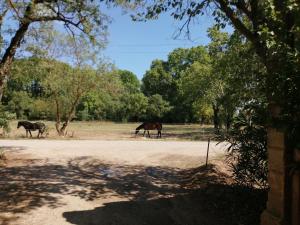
108 43 200 47
105 51 171 54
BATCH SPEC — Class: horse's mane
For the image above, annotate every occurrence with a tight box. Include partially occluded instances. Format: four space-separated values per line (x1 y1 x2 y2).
18 121 31 125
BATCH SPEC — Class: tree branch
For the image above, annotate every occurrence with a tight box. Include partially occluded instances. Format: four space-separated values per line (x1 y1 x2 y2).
29 14 86 33
233 0 252 21
216 0 257 44
6 0 21 20
0 8 8 28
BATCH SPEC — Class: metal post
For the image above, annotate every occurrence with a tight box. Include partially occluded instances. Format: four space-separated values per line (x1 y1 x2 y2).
205 138 210 167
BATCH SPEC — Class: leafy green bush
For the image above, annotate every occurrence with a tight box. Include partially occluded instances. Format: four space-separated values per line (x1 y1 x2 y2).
7 91 33 119
220 103 268 188
76 108 90 121
28 99 56 120
0 106 15 135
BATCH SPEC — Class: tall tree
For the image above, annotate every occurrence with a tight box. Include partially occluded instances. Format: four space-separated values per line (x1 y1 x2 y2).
117 70 140 94
129 0 300 136
126 1 300 223
142 46 210 122
0 0 109 100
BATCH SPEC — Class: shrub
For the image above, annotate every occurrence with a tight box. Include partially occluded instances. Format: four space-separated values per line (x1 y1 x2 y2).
28 99 56 120
0 106 15 135
219 103 268 188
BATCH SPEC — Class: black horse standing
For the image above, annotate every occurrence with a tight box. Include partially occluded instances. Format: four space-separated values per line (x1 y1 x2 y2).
17 121 46 138
135 122 162 138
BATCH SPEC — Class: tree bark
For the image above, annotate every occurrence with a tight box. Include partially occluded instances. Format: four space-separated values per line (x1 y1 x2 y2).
54 97 62 135
0 21 30 100
55 94 81 136
212 103 220 133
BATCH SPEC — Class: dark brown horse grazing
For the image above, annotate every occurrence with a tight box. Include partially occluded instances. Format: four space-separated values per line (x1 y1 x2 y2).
135 122 162 138
17 121 46 138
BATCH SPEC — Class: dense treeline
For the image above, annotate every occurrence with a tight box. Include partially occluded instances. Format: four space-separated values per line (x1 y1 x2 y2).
2 59 171 123
0 0 278 188
0 27 268 185
143 28 267 127
2 27 266 130
1 26 269 185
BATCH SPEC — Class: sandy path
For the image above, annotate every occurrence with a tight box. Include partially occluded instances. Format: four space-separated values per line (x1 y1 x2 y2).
0 140 227 225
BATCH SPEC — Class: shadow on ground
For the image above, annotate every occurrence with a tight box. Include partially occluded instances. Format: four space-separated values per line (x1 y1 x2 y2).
0 156 267 225
0 146 27 151
63 184 267 225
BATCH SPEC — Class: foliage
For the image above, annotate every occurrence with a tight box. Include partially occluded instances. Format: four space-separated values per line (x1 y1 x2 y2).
117 70 141 94
142 59 174 100
144 94 172 121
28 99 55 120
77 70 124 121
0 105 15 135
118 92 148 122
220 103 268 188
142 46 211 122
7 91 33 119
125 0 279 188
127 0 300 159
0 0 110 101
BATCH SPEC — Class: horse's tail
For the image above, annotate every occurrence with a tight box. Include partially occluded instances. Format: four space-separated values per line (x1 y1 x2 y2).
41 124 46 133
36 122 46 133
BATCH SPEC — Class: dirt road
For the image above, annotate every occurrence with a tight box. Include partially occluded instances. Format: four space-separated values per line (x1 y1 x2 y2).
0 140 228 225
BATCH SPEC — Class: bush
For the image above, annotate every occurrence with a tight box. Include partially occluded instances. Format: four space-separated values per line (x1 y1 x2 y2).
28 99 56 120
0 106 15 135
76 108 90 121
219 103 268 188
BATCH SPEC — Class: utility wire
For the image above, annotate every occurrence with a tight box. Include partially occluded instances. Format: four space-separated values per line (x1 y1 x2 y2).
105 51 171 54
108 43 200 47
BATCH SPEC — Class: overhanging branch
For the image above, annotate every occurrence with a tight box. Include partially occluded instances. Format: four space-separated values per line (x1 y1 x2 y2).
217 0 257 44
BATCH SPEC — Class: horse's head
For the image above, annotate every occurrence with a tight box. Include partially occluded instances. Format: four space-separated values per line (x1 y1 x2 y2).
17 121 21 128
135 129 139 135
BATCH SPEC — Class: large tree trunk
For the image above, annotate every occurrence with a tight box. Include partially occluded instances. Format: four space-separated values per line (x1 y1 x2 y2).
261 62 296 225
212 103 220 133
54 97 63 135
55 94 81 136
214 1 298 224
225 110 233 132
0 21 30 100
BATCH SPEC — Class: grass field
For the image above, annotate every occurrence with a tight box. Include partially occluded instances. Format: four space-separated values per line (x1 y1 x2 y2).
3 121 215 141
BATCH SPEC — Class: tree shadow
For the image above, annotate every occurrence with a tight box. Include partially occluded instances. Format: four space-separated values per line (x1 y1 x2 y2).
0 146 27 151
0 156 267 225
63 184 267 225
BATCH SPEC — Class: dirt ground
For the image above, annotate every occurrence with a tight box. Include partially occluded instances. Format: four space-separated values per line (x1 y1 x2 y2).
0 140 266 225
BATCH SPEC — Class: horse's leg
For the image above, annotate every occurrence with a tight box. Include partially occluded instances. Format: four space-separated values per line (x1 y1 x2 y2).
29 130 32 138
159 130 161 138
37 130 40 138
148 130 150 138
143 130 146 137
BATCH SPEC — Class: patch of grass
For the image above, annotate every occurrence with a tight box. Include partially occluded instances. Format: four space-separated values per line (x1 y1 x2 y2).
6 120 215 141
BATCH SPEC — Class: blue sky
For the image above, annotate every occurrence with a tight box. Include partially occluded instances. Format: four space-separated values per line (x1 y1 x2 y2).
103 7 216 79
